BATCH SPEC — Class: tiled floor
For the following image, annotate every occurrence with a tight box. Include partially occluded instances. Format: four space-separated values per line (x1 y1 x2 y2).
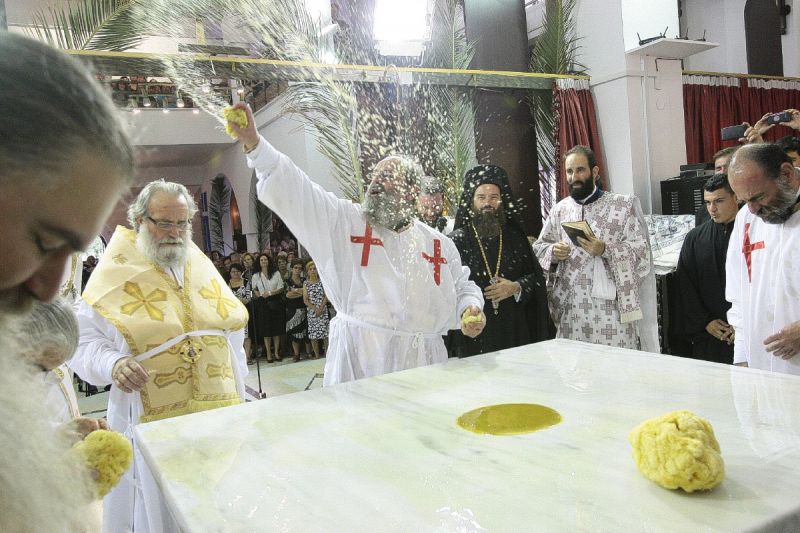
76 357 327 418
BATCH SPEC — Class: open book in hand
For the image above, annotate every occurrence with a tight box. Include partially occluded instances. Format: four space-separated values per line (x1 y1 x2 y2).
561 220 595 246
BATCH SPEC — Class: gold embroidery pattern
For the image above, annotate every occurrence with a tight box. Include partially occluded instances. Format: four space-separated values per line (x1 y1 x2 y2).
199 279 238 320
207 364 235 380
113 254 128 265
153 366 193 388
92 300 140 355
121 282 167 322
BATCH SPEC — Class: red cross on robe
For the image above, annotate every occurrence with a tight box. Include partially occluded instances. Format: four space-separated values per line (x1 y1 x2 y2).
422 239 448 285
350 224 384 267
742 222 765 282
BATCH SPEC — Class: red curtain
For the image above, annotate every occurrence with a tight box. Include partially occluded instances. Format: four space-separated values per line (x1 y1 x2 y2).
554 82 605 199
683 76 800 164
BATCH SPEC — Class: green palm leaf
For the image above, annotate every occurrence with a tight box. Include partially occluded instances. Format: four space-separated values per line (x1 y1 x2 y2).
209 174 231 254
529 0 586 211
420 0 478 214
28 0 141 51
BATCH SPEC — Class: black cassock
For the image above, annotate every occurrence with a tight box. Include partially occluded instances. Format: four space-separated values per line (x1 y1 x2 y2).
675 219 735 364
450 224 551 357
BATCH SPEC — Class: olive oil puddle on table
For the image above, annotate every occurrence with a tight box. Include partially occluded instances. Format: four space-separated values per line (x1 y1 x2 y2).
457 403 561 435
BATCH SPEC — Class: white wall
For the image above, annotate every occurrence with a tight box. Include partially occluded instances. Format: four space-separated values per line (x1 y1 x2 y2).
124 109 232 146
203 93 339 253
681 0 800 76
621 0 680 50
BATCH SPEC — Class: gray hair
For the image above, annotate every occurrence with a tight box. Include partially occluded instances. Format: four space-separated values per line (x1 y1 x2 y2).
14 298 79 366
420 176 443 195
0 32 133 186
127 180 199 231
379 155 423 190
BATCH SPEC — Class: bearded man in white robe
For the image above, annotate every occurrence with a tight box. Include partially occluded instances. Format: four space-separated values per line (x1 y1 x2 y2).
70 180 249 532
228 104 485 386
726 143 800 375
0 30 136 533
533 145 659 352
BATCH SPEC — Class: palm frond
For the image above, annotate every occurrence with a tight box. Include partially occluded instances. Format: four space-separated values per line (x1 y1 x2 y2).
529 0 585 213
209 175 231 254
251 175 272 252
284 82 364 201
420 0 478 213
28 0 141 51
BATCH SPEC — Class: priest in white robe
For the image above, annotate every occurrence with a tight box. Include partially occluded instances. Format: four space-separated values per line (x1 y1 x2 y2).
229 104 485 386
533 145 659 352
71 181 249 532
726 143 800 375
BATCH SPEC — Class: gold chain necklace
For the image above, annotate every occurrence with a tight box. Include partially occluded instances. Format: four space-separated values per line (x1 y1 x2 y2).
471 223 503 315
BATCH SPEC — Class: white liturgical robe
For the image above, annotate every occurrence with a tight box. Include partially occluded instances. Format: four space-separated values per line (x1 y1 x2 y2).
72 264 247 533
247 135 483 386
726 205 800 375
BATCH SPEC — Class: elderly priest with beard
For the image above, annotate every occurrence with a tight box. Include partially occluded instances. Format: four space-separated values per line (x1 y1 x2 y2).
449 165 552 356
71 180 249 532
228 103 486 386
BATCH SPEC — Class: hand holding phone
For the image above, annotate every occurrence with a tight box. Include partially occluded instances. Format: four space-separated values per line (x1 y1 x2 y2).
721 124 747 142
767 111 793 125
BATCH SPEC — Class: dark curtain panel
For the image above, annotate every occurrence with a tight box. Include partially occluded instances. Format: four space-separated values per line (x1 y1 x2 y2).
683 76 800 164
553 81 605 200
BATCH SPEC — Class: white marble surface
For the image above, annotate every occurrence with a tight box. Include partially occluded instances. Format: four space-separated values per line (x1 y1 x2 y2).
135 339 800 532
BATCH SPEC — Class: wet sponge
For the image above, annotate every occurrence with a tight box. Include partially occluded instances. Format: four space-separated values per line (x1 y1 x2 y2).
629 410 724 492
224 107 248 138
72 430 133 498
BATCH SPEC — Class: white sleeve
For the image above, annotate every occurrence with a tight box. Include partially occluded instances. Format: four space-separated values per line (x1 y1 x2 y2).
69 299 129 385
228 328 247 397
726 217 748 365
246 134 357 266
444 237 483 325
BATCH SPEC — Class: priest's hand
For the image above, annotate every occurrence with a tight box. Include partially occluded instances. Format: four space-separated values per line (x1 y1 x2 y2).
461 305 486 338
112 356 150 393
706 319 734 344
228 103 260 152
484 277 521 303
552 241 570 262
577 235 606 257
764 321 800 360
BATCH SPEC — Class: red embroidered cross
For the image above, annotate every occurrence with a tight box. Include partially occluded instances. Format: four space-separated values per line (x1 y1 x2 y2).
422 239 448 285
742 222 765 282
350 224 384 267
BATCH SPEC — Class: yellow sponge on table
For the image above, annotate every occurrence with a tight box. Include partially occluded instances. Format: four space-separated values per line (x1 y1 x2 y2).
223 107 248 138
72 429 133 498
629 410 724 492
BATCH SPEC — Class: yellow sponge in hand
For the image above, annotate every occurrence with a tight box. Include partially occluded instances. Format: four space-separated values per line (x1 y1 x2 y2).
72 429 133 498
629 410 724 492
224 107 248 138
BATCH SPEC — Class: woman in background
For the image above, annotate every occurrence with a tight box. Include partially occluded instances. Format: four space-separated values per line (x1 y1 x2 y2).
303 260 330 359
285 259 308 362
250 253 284 363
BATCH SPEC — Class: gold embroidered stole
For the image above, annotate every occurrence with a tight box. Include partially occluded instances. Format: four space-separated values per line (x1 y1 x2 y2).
82 226 248 423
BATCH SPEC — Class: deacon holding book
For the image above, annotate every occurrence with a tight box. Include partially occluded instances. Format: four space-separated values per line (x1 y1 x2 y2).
450 165 553 357
533 146 659 352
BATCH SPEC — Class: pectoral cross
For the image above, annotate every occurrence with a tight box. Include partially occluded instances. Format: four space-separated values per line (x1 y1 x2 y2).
489 277 499 315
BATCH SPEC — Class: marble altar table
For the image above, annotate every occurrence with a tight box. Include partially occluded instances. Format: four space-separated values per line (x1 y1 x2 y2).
136 339 800 532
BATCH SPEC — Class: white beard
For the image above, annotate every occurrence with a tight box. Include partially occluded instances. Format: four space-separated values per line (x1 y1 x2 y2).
362 194 413 230
136 228 191 269
0 315 93 531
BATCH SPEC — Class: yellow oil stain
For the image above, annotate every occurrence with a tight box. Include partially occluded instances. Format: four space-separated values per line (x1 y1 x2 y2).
457 403 561 435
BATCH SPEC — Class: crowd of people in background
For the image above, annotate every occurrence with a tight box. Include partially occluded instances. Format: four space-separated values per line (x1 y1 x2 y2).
215 242 331 365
